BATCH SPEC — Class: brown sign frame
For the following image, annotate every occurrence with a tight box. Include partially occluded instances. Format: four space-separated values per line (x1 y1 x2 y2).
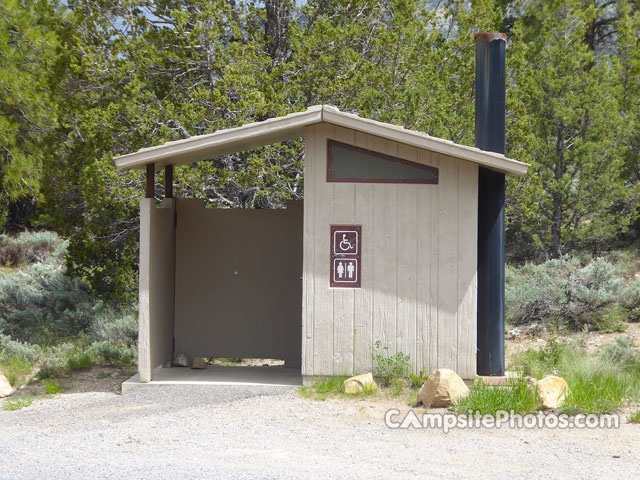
330 225 361 288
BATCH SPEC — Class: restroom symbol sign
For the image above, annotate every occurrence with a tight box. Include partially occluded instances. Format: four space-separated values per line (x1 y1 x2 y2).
330 225 361 288
334 259 358 283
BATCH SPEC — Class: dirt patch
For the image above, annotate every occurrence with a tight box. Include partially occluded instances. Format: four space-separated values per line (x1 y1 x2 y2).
62 367 135 394
10 366 133 399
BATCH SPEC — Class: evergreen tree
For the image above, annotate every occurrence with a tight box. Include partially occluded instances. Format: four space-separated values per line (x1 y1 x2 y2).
0 0 59 228
506 0 638 257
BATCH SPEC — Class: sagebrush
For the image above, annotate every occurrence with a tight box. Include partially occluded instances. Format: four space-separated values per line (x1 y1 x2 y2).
506 256 633 331
0 235 138 380
0 231 65 267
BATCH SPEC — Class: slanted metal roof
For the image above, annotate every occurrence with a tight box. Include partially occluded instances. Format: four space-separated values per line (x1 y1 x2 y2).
114 105 529 177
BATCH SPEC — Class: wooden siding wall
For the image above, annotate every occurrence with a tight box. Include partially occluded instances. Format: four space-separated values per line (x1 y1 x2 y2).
302 124 478 379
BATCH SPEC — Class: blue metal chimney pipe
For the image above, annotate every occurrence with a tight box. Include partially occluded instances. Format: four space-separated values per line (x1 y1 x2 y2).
475 32 507 376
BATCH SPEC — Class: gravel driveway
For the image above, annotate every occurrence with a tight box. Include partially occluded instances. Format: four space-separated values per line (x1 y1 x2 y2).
1 385 638 479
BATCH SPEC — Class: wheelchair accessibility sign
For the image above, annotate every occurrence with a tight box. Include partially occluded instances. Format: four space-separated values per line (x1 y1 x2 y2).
330 226 361 288
333 230 358 255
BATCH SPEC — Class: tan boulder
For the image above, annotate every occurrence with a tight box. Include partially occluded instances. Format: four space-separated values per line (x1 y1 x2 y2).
0 371 14 398
418 369 469 407
537 375 569 410
344 373 379 394
191 357 207 369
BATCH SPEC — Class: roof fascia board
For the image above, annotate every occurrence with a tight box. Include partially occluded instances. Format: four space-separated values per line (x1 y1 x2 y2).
115 106 323 171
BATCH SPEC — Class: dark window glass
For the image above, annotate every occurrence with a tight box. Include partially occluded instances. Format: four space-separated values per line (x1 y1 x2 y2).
327 140 438 184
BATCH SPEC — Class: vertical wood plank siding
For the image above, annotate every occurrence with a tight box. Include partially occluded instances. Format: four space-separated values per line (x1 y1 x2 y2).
302 124 478 379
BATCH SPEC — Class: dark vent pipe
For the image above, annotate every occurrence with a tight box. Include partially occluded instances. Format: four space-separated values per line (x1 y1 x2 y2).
475 32 507 377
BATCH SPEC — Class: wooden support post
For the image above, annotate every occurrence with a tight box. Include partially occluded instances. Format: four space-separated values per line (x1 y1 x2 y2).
146 163 155 199
165 164 173 199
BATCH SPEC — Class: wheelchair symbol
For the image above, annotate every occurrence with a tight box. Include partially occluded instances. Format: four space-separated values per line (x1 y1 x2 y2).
339 234 353 251
334 230 358 255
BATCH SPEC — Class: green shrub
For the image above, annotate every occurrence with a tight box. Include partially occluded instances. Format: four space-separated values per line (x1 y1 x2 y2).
302 375 379 400
389 378 406 396
511 337 568 378
0 356 34 387
36 342 76 378
0 334 41 364
409 370 429 389
0 334 38 387
0 263 95 343
314 376 348 394
42 379 64 394
66 347 96 373
0 231 65 267
0 264 136 347
38 341 104 376
600 335 639 368
2 396 33 411
89 307 137 346
512 339 640 414
296 386 314 399
628 411 640 423
561 369 633 415
506 257 629 331
453 378 538 416
620 279 640 322
89 341 136 366
371 340 410 386
0 235 139 376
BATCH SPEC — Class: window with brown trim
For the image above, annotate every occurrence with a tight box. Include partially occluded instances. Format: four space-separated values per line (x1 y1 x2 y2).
327 140 438 184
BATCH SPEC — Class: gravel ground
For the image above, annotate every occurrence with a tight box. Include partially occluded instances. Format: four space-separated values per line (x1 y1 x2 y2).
1 385 638 480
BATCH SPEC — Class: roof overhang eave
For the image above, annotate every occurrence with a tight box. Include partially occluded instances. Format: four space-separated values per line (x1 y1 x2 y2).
114 105 529 177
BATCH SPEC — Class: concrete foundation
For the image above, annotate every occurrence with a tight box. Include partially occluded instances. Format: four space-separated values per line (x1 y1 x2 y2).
122 365 302 394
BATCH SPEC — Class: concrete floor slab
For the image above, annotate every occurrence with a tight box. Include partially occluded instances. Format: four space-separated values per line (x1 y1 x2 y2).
122 365 302 393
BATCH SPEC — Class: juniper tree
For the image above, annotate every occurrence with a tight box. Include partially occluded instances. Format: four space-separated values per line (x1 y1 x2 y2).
0 0 59 228
506 0 639 257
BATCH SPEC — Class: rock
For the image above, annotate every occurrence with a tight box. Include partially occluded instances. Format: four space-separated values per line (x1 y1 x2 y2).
418 368 469 407
191 357 207 369
344 373 378 394
173 353 190 367
0 371 14 398
537 375 569 410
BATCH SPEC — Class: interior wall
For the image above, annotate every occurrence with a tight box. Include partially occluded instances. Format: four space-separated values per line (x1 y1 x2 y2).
302 124 478 379
138 198 176 382
173 199 303 367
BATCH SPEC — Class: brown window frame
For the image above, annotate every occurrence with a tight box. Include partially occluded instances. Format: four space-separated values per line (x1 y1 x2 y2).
326 139 439 184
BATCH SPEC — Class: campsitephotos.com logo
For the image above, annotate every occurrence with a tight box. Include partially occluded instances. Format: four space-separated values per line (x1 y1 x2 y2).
384 409 620 433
